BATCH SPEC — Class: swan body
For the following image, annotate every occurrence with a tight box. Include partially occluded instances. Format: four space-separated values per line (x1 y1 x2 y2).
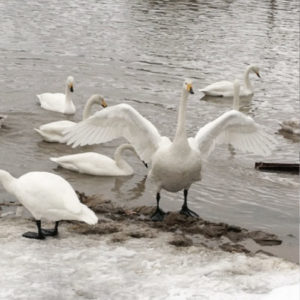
64 79 275 220
35 94 107 143
0 169 98 239
50 144 137 176
37 76 76 114
199 65 261 97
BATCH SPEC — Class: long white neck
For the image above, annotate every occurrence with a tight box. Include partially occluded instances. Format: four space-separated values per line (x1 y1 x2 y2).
233 80 240 110
244 66 253 91
64 85 73 104
174 90 189 144
82 96 101 120
114 144 135 170
0 170 17 195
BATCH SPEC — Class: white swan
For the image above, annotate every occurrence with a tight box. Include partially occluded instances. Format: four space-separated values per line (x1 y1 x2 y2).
199 65 261 97
37 76 76 114
50 143 141 176
35 94 107 143
63 79 275 221
0 169 98 239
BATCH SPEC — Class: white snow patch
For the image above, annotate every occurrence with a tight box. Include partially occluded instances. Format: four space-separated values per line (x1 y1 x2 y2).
0 218 299 300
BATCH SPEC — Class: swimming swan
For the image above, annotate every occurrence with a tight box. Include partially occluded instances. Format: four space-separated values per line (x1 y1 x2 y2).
37 76 76 114
63 79 275 221
50 143 141 176
0 169 98 239
199 65 261 97
35 94 107 143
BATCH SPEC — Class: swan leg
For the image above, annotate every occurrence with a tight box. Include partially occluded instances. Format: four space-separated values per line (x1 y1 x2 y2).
151 193 166 221
180 189 199 218
22 220 45 240
42 221 59 236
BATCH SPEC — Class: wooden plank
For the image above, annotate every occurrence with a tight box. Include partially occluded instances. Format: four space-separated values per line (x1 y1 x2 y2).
255 162 299 174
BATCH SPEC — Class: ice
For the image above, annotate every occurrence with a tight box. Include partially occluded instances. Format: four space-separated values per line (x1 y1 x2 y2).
0 217 299 300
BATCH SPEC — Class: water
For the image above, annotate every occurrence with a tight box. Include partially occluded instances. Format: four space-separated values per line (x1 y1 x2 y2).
0 0 299 292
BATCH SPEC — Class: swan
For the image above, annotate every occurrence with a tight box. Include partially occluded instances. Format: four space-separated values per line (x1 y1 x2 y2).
37 76 76 114
35 94 107 143
199 65 261 97
0 169 98 239
50 143 142 176
63 79 275 221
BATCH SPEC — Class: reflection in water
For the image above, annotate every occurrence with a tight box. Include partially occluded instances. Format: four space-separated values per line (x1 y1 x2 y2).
112 175 147 202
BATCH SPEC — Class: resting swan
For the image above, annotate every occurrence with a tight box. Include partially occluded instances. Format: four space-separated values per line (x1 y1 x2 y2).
37 76 76 114
0 169 98 239
199 65 261 97
50 143 142 176
35 94 107 143
64 79 275 221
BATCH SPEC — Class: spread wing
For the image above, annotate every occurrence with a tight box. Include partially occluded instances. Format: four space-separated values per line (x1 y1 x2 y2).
63 103 164 163
189 110 276 159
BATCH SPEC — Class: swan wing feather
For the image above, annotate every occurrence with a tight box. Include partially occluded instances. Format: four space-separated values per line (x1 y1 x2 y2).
190 110 276 158
63 103 162 163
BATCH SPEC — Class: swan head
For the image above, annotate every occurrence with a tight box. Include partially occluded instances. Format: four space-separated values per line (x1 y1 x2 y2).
66 76 74 92
250 65 261 78
183 78 194 94
92 94 108 108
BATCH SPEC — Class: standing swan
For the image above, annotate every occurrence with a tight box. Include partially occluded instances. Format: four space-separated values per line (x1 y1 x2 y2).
50 144 141 176
0 170 98 239
199 65 261 97
37 76 76 114
63 79 275 221
35 95 107 143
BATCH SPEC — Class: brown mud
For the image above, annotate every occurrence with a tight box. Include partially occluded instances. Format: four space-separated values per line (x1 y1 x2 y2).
69 192 284 258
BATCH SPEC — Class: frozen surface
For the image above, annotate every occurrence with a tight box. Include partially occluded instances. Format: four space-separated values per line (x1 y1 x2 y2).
0 218 299 300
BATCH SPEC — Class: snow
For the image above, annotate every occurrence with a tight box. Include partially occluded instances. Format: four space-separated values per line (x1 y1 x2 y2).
0 218 299 300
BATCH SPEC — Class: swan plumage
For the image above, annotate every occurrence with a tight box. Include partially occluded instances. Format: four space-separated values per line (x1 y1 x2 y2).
199 65 261 97
64 79 275 220
50 143 139 176
0 169 98 239
35 94 107 143
37 76 76 114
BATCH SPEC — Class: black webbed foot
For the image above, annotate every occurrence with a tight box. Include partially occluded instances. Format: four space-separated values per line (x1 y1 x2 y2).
41 229 58 236
151 208 166 222
180 206 199 218
22 231 45 240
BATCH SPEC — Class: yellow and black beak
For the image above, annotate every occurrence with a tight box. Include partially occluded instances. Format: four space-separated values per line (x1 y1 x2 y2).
256 72 261 78
187 84 194 94
101 99 108 108
70 85 74 92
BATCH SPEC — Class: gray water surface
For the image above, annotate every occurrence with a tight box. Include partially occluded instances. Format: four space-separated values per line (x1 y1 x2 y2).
0 0 299 261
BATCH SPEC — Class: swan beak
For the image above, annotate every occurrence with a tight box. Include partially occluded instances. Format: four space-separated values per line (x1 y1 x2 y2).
256 72 261 78
101 99 108 108
142 161 148 168
187 84 194 94
70 85 74 92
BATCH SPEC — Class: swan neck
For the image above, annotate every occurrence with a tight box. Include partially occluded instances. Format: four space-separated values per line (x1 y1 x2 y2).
174 90 188 143
233 84 240 110
114 144 135 169
0 170 16 195
82 96 99 120
244 66 253 91
65 86 72 103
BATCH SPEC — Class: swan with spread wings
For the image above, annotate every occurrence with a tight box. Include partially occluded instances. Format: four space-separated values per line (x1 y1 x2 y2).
64 79 275 221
